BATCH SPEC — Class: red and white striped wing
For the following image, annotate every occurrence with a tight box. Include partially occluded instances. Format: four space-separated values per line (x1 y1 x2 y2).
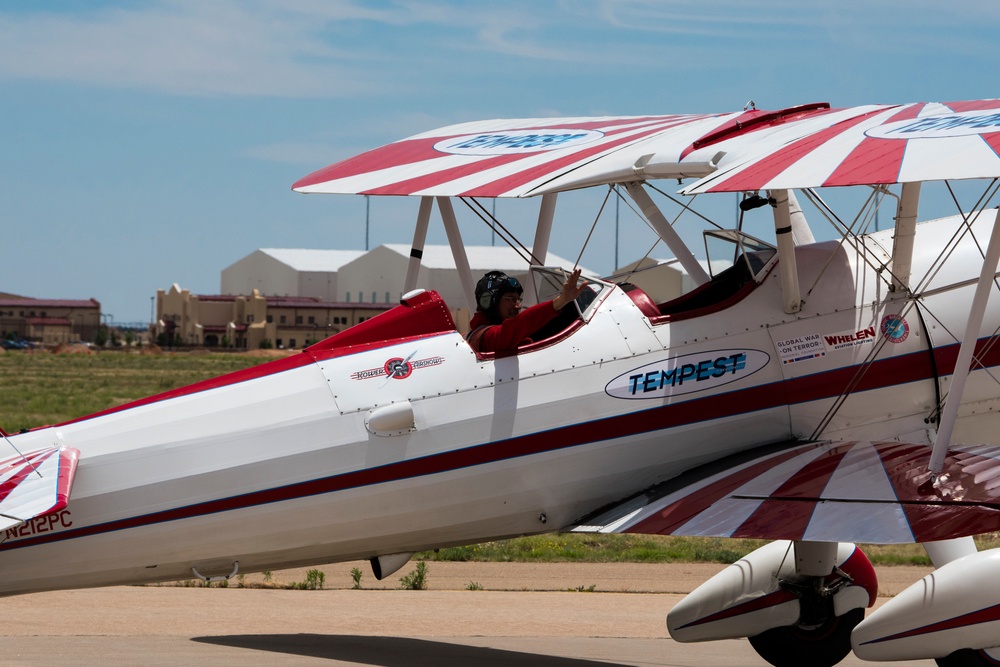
292 114 733 198
573 440 1000 544
0 446 79 532
684 99 1000 193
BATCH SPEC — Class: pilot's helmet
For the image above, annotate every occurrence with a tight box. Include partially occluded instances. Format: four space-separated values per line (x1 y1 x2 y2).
475 271 523 315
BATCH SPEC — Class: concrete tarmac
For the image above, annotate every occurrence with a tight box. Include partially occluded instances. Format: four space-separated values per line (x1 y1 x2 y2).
0 563 938 666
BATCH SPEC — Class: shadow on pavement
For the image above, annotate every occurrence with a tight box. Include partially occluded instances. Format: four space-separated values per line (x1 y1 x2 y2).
193 634 636 666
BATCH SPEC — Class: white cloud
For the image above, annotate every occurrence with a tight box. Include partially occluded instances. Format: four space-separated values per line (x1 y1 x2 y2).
2 0 995 100
0 0 391 97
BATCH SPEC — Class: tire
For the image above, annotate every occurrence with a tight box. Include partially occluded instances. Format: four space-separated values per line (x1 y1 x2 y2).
748 606 865 667
937 648 1000 667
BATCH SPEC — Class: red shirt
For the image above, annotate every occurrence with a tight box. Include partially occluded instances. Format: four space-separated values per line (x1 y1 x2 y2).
468 301 559 354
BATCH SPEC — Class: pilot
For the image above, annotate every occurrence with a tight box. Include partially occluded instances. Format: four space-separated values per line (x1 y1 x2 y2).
467 268 584 354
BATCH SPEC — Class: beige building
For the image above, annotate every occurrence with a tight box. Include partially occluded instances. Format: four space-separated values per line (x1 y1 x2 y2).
216 244 588 335
0 296 101 345
337 244 583 307
155 284 389 350
221 249 365 302
161 244 663 350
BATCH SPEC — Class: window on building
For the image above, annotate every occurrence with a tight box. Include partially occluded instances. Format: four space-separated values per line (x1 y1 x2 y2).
247 314 254 323
276 338 283 348
266 315 273 323
385 292 390 303
371 292 376 303
345 292 350 303
289 339 296 348
308 316 315 324
280 315 286 324
295 315 303 324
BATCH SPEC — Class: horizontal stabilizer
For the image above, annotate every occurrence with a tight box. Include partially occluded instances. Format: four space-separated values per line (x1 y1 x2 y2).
572 440 1000 544
0 446 79 532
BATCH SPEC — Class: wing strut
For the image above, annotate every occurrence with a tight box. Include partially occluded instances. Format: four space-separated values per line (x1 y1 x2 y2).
624 182 710 286
929 207 1000 474
403 196 434 295
436 197 477 312
528 193 558 304
771 189 802 314
890 183 921 295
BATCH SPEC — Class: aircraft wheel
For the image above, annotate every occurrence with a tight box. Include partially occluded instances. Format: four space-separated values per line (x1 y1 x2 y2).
936 648 1000 667
748 606 864 667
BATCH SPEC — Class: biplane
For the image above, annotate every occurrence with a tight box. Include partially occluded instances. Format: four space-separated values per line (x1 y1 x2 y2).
4 99 1000 667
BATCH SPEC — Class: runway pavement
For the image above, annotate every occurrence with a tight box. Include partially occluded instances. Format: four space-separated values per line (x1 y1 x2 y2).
1 563 939 666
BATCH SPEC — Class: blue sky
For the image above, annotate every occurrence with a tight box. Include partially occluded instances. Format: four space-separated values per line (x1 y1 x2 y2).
2 1 999 323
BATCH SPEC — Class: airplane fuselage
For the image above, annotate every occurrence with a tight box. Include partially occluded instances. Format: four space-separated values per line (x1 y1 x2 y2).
1 212 997 596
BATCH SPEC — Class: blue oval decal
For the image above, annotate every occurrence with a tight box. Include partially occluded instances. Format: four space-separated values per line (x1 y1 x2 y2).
434 129 605 156
605 349 771 400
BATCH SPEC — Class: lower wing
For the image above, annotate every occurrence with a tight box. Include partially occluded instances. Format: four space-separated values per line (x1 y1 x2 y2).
572 440 1000 544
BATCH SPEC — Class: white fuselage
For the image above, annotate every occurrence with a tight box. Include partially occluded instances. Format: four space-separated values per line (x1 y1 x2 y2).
1 213 997 596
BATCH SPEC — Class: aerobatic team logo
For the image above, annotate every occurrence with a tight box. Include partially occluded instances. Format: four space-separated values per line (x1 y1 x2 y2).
351 355 445 380
880 314 910 344
605 349 770 400
865 109 1000 140
434 129 605 156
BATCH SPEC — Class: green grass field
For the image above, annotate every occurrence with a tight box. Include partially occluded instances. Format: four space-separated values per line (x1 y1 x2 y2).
1 348 993 565
0 349 272 432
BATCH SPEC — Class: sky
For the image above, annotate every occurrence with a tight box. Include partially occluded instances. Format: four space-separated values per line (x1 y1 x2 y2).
2 1 999 324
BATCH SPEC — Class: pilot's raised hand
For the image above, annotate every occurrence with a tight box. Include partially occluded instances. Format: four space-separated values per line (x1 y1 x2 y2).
552 268 585 311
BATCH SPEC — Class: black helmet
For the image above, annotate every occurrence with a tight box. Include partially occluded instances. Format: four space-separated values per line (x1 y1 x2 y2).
475 271 523 313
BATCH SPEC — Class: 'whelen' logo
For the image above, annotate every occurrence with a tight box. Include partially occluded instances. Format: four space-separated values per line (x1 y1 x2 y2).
605 349 770 400
865 110 1000 140
435 129 605 156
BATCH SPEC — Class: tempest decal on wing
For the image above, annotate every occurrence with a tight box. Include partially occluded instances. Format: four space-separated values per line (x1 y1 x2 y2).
605 349 770 399
865 109 1000 140
434 129 605 155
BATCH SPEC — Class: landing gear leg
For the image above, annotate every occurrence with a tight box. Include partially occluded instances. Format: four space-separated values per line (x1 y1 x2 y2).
749 542 865 667
748 606 864 667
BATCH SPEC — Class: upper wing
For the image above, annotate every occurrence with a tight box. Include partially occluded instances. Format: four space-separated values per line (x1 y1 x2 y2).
571 440 1000 544
0 445 79 532
293 100 1000 199
683 99 1000 194
292 113 731 198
